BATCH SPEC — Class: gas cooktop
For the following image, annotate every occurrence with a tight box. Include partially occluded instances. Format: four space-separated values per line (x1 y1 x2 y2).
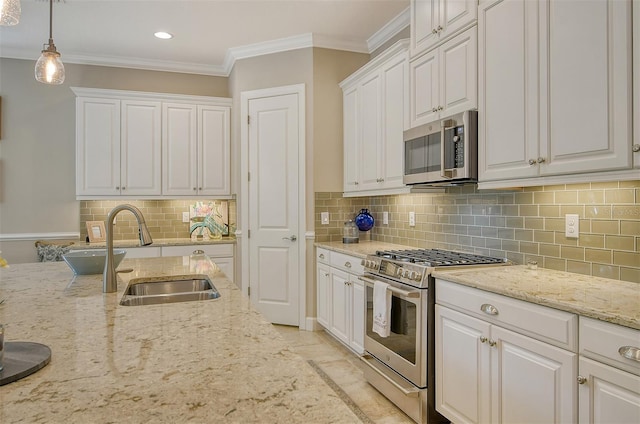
374 248 507 267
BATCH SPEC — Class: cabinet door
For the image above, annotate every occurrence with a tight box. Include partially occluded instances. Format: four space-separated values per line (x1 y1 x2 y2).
439 0 477 41
120 100 162 196
539 0 632 175
76 97 121 196
436 305 492 424
358 72 382 190
162 103 198 195
317 263 331 328
198 105 230 196
578 357 640 424
349 276 365 354
478 0 540 182
411 0 440 55
343 86 360 192
439 26 477 118
492 325 577 424
330 268 350 346
381 52 409 189
410 49 439 128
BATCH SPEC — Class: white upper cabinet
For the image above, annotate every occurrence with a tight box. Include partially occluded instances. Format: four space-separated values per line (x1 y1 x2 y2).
162 104 231 196
73 88 231 199
410 25 477 128
411 0 478 57
340 40 410 197
478 0 635 188
75 96 161 197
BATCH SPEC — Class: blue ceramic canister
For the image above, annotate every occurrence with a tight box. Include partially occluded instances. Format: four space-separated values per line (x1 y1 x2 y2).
355 209 374 231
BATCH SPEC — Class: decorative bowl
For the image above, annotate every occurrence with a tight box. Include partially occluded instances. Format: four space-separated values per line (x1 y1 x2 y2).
62 249 127 275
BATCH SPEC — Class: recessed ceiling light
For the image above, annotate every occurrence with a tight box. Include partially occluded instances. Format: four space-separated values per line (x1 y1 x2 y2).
154 32 173 40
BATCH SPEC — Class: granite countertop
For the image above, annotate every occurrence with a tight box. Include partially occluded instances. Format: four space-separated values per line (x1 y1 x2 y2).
69 237 236 250
315 240 413 259
432 265 640 330
0 257 362 423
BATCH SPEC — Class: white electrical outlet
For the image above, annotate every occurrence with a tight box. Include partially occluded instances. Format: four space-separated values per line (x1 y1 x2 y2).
409 211 416 227
321 212 329 225
383 211 389 225
565 214 579 238
182 212 190 223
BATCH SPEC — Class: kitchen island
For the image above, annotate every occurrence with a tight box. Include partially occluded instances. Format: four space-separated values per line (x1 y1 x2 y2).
0 256 363 423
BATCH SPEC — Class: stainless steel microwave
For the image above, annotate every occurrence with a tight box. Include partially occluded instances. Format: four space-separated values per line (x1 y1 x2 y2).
403 110 478 186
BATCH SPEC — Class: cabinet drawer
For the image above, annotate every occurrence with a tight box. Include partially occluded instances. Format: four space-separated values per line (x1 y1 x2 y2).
330 251 364 275
436 279 577 351
580 317 640 376
162 244 233 258
316 247 330 264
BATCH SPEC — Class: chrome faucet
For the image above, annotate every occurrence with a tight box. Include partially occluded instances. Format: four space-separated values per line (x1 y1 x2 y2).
103 204 153 293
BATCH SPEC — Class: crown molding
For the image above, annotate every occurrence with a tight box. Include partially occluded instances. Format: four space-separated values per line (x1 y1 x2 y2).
367 6 410 53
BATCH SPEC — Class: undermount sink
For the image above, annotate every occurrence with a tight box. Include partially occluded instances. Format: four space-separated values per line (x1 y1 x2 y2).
120 276 220 306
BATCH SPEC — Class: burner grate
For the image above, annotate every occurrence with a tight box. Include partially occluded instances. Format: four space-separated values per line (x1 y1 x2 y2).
375 249 505 267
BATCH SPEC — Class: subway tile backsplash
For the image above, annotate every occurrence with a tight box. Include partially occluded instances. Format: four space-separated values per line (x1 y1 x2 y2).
80 199 236 241
315 181 640 283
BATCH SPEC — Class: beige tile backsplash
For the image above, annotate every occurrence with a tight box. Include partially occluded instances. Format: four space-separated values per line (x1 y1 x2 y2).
80 199 236 241
315 181 640 283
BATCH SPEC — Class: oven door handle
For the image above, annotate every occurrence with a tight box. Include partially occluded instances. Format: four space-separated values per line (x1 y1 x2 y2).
358 276 421 298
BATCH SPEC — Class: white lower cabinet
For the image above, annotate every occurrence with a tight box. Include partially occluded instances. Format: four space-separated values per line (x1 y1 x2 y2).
316 248 365 354
578 317 640 424
435 279 577 424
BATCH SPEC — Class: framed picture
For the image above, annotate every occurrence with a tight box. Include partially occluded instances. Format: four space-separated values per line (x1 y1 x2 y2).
86 221 106 243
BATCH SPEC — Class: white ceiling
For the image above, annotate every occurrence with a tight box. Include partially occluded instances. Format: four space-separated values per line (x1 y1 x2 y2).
0 0 410 76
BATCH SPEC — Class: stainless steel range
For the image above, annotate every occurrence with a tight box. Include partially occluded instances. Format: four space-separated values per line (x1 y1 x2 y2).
359 249 508 424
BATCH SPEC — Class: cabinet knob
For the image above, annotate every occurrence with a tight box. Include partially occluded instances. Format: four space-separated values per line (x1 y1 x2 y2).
577 375 587 385
115 186 120 190
432 108 438 113
432 28 438 34
437 106 443 111
488 339 497 347
633 144 640 153
199 187 202 190
193 187 197 191
528 159 537 165
537 157 546 163
437 25 443 33
354 181 359 185
345 262 352 268
319 253 325 259
325 273 329 277
122 187 125 190
479 336 488 344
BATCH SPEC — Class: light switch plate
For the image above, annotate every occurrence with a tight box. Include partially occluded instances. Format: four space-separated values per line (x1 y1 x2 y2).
383 211 389 225
409 211 416 227
321 212 329 225
565 214 579 238
182 212 190 223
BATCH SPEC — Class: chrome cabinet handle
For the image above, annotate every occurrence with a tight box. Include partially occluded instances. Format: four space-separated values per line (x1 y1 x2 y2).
528 159 537 165
537 157 546 163
345 262 352 268
282 235 297 242
319 253 325 259
479 336 488 343
480 303 499 315
488 339 497 347
577 376 587 385
618 346 640 362
633 144 640 152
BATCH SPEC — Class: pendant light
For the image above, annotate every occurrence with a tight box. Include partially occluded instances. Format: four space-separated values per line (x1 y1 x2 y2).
35 0 65 85
0 0 21 26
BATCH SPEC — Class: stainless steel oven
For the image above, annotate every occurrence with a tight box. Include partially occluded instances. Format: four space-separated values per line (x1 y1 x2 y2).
360 249 509 424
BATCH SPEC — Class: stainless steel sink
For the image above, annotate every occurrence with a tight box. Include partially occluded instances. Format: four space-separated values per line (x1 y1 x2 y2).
120 276 220 306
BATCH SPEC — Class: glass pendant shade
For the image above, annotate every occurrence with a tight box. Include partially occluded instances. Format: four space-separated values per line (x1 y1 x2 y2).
0 0 21 26
35 48 65 85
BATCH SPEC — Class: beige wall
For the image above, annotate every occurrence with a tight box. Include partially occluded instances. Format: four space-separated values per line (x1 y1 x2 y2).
312 48 369 192
0 58 228 263
315 181 640 283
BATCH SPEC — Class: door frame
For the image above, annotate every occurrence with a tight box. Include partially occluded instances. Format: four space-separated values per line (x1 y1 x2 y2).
239 84 307 329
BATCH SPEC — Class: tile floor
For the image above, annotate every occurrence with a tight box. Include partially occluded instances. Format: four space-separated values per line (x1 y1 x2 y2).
273 325 415 424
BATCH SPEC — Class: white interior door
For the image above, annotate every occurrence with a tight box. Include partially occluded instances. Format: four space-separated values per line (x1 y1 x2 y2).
247 90 302 326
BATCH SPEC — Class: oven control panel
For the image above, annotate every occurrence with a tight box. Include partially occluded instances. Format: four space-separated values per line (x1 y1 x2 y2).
363 258 427 287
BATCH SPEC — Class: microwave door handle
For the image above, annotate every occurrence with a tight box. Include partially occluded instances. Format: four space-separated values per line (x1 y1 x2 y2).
440 119 456 179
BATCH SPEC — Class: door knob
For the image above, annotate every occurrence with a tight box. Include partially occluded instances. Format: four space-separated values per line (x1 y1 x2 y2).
282 235 297 242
